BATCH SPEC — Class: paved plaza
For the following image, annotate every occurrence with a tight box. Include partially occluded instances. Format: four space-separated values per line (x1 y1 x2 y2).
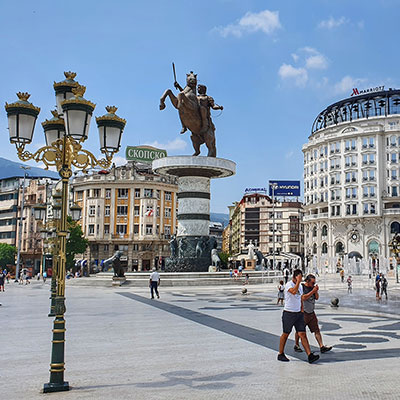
2 276 400 399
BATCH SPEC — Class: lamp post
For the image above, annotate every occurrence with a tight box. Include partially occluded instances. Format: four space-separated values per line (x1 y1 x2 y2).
388 234 400 284
5 72 126 393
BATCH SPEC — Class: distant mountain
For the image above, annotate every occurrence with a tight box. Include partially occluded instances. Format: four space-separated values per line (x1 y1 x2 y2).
0 157 59 180
210 212 229 227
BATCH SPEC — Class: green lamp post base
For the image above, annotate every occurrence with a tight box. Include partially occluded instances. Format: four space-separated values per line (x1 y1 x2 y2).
43 382 69 393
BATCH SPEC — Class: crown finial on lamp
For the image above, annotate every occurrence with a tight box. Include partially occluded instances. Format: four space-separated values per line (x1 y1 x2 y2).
105 106 118 114
72 85 86 98
17 92 31 102
64 71 77 80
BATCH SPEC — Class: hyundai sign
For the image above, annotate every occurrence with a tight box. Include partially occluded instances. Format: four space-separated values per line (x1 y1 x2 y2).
269 180 300 196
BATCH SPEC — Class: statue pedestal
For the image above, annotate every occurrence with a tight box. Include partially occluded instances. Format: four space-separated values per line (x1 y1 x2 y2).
112 276 126 287
153 156 235 272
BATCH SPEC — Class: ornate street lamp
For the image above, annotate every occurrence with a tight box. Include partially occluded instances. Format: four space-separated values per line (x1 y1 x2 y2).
4 72 126 393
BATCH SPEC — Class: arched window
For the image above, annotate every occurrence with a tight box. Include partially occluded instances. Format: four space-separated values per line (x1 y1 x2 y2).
313 243 317 254
313 226 317 237
322 225 328 236
335 241 344 254
391 221 400 234
322 242 328 254
368 240 379 254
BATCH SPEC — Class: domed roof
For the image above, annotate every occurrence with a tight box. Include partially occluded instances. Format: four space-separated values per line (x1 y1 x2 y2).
311 89 400 135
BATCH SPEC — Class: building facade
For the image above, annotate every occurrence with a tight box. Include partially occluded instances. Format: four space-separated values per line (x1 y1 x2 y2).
0 177 20 245
72 162 178 271
303 88 400 262
226 193 304 261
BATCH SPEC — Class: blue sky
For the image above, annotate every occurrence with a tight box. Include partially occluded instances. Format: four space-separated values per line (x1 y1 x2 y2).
1 0 399 213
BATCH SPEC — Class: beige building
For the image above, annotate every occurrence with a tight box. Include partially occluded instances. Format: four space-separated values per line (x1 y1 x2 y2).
227 193 304 266
16 178 57 274
72 162 178 271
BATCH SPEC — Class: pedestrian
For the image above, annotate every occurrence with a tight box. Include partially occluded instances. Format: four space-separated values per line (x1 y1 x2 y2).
18 270 24 285
238 264 243 277
347 276 353 294
277 269 319 363
43 271 47 283
244 273 249 285
233 269 238 280
294 274 332 354
6 271 10 284
340 269 345 283
0 269 5 291
277 280 284 306
229 268 233 279
283 267 290 284
375 273 381 300
381 274 388 300
149 267 160 299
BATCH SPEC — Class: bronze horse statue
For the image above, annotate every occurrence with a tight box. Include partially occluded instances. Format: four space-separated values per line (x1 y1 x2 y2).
159 71 219 157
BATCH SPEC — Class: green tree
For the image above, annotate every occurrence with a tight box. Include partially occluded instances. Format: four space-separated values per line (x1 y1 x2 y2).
66 216 88 271
218 251 230 268
0 243 16 269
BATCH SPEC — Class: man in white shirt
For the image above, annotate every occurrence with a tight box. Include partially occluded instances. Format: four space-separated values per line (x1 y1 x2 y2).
277 269 319 363
149 267 160 299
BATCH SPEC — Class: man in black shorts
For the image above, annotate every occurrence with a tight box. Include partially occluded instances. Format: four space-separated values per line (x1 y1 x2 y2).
277 269 319 363
294 274 332 354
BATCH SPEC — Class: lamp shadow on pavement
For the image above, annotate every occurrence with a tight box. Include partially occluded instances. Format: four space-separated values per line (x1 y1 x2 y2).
73 370 251 392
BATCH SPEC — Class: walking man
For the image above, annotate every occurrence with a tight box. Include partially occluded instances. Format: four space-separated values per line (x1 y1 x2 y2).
381 274 388 300
294 274 332 354
277 269 319 363
149 267 160 299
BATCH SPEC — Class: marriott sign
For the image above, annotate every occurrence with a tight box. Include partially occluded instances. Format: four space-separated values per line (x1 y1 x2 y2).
350 86 385 97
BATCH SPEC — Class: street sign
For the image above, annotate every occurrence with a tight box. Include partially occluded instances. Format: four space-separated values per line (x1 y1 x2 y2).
269 180 301 196
125 146 167 163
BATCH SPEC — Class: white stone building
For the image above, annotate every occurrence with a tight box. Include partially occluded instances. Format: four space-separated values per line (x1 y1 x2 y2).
303 88 400 264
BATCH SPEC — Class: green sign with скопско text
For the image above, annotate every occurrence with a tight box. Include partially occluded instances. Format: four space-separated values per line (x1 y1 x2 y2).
125 146 167 163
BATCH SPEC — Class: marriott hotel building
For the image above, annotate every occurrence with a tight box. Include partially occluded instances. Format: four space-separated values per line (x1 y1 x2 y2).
303 88 400 261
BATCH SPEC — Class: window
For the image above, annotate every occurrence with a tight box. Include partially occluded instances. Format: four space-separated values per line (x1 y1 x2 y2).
76 191 83 200
104 244 109 252
393 186 398 197
135 188 141 198
145 205 153 216
105 206 110 216
392 169 398 180
118 188 128 198
105 189 111 199
322 243 328 254
133 244 139 251
165 191 172 201
89 205 96 216
165 208 171 218
144 188 153 198
88 224 94 235
164 225 171 238
134 224 139 234
322 225 328 236
146 224 153 235
117 205 128 216
93 189 100 198
134 206 140 216
116 224 127 234
392 153 397 163
312 227 317 237
104 225 110 234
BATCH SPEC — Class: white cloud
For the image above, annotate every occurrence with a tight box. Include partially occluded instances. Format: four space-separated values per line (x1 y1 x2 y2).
333 75 366 95
216 9 281 38
285 150 294 159
278 64 308 87
305 54 328 70
291 53 299 62
112 156 126 167
144 138 187 152
318 16 348 29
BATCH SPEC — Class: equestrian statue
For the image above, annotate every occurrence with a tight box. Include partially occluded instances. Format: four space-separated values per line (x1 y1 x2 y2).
159 64 223 157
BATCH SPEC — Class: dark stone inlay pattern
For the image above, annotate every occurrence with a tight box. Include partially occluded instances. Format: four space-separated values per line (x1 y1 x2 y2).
177 192 210 200
178 213 210 221
118 292 400 363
